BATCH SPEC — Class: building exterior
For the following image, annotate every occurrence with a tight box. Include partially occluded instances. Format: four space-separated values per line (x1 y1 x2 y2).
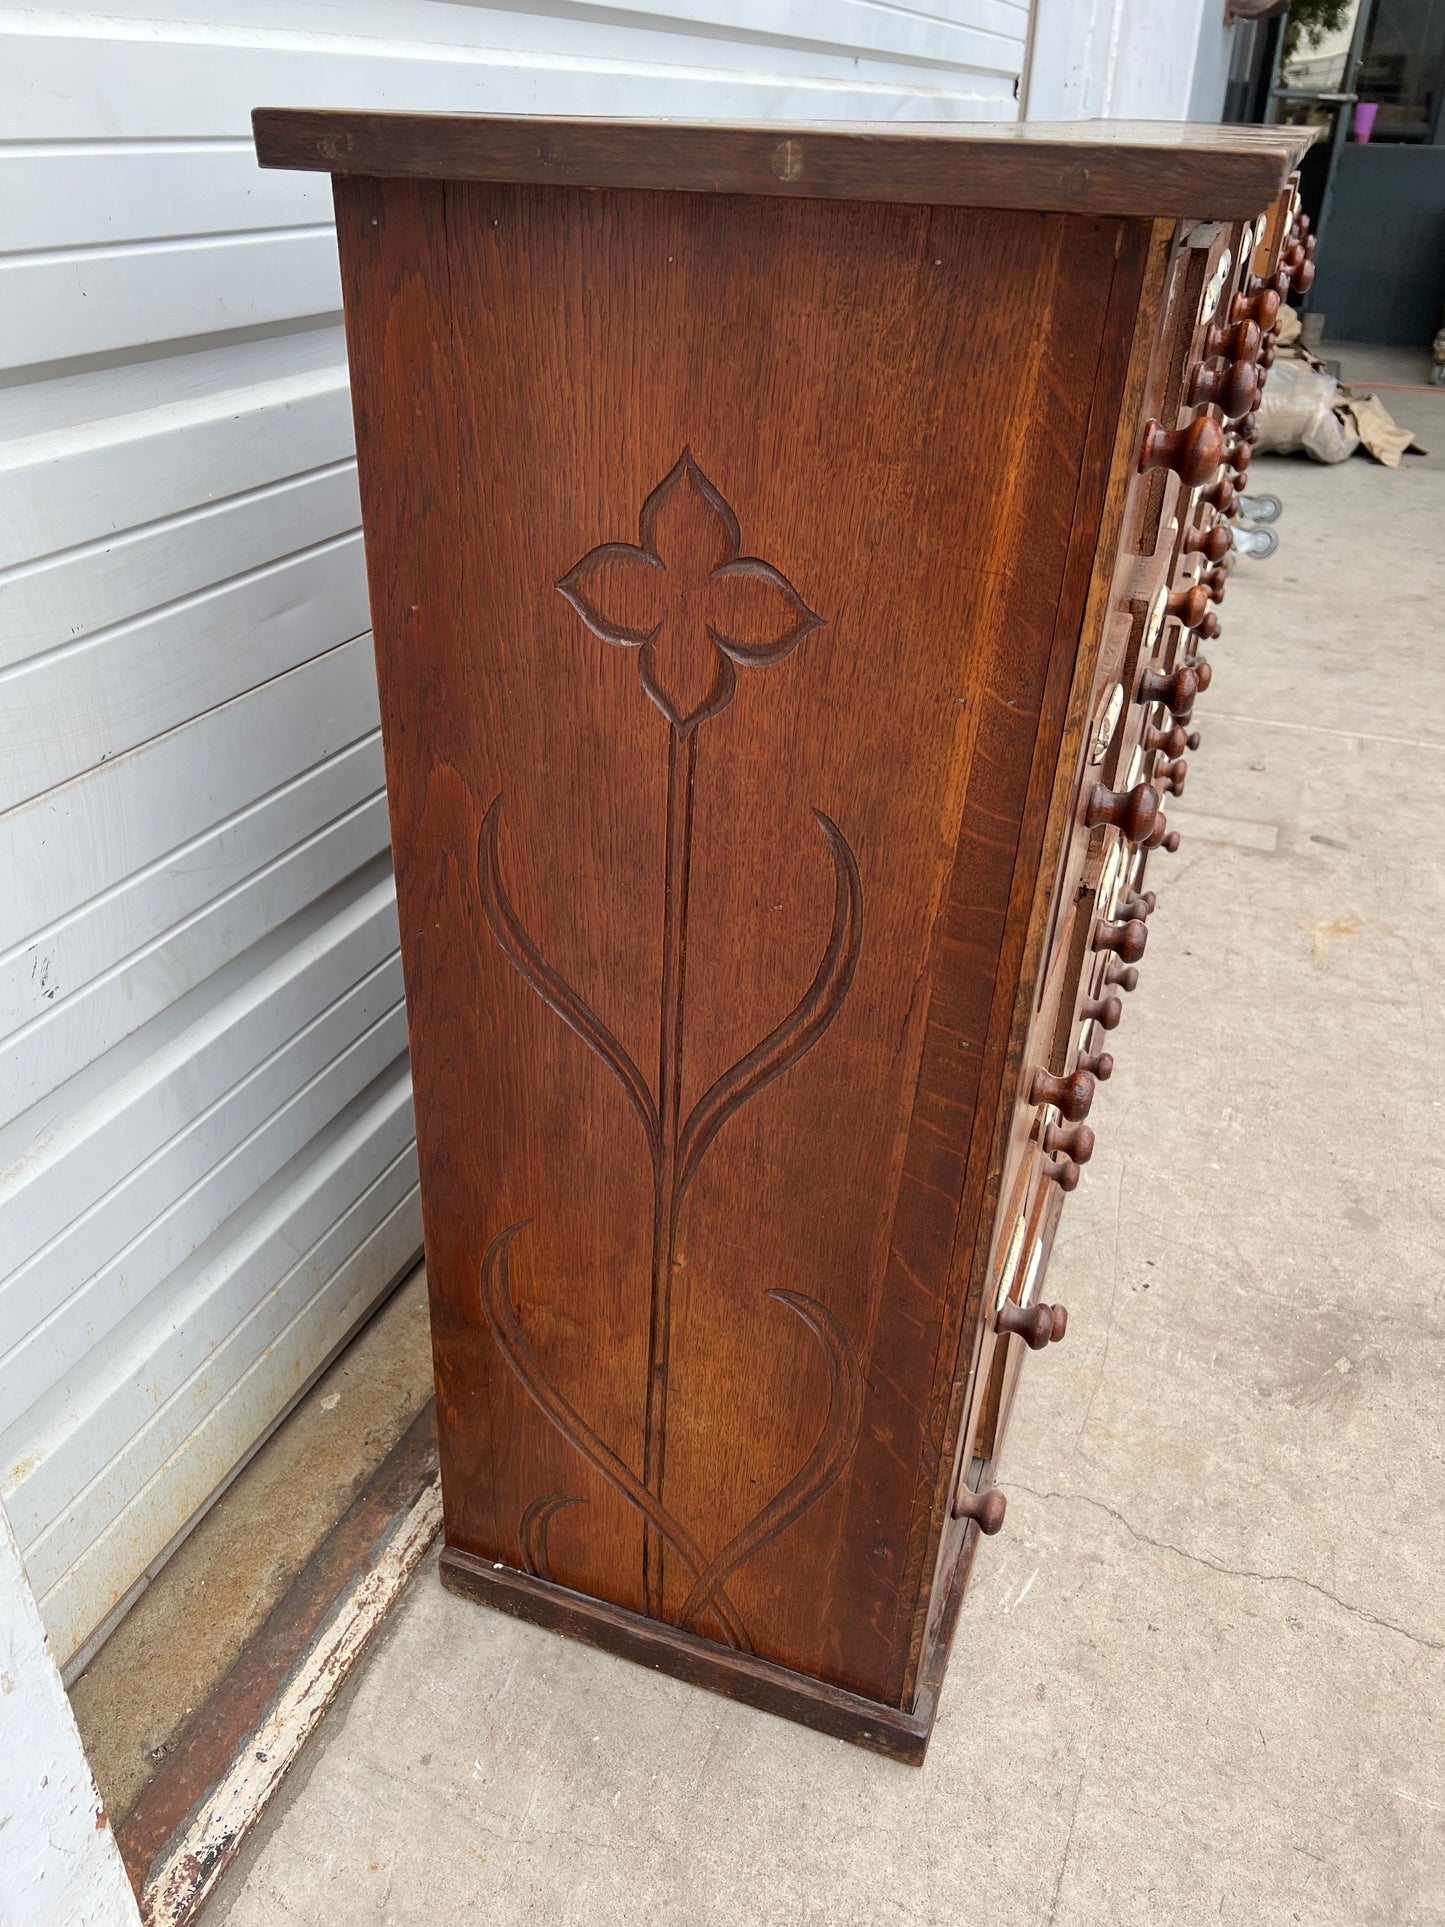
0 0 1225 1746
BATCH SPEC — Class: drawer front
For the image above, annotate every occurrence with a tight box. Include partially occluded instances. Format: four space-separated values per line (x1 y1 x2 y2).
947 186 1306 1526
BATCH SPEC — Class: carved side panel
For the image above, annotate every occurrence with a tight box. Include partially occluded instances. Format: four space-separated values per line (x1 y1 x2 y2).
336 175 1120 1703
479 453 863 1639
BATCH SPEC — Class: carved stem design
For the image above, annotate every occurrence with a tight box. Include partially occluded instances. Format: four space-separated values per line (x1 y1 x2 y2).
643 724 697 1615
674 1289 864 1635
483 1222 750 1648
474 453 865 1646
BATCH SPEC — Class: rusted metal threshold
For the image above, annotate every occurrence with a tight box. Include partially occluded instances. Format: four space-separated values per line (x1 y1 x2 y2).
117 1401 442 1925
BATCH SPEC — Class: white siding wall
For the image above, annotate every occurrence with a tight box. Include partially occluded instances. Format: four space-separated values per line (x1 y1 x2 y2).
1023 0 1226 121
0 1 1032 1674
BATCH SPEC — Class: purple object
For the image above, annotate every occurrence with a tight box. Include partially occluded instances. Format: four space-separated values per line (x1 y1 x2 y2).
1353 100 1379 142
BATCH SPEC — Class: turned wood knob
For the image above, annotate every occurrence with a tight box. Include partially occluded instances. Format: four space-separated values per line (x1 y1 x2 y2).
1227 441 1253 476
1138 415 1224 487
1103 959 1138 992
1283 241 1306 272
1186 655 1214 692
1166 583 1210 630
1203 316 1261 364
1292 257 1316 295
1093 916 1147 962
1201 474 1237 514
1086 780 1160 842
1201 565 1228 603
1138 663 1199 716
1183 519 1233 561
1188 358 1258 419
1116 889 1156 920
953 1482 1007 1531
1077 1047 1114 1080
1030 1066 1096 1122
1236 412 1259 444
1155 756 1187 796
1145 819 1181 853
1196 611 1221 643
1042 1153 1081 1192
1144 719 1190 754
1259 339 1277 371
998 1300 1069 1349
1080 992 1122 1031
1044 1120 1094 1164
1231 284 1281 330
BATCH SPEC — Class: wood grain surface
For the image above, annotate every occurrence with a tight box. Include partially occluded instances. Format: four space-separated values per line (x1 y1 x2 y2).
335 174 1136 1708
260 110 1313 220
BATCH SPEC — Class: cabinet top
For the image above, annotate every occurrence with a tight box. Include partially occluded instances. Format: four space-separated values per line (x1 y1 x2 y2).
253 111 1312 221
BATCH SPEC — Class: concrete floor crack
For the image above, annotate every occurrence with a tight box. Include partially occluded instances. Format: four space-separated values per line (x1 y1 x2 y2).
1009 1483 1445 1655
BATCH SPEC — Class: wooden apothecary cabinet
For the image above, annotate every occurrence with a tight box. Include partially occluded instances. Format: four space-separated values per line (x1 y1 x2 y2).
255 112 1311 1762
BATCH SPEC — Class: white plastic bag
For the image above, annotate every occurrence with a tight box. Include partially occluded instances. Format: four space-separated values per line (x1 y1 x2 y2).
1254 357 1360 464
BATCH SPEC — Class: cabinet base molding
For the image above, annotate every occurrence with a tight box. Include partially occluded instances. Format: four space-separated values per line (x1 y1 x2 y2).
439 1545 955 1765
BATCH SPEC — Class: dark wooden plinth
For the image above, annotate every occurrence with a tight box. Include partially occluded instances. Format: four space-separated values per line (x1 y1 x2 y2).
440 1544 940 1765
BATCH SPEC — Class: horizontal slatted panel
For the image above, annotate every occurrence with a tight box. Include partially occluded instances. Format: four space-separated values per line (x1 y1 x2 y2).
0 0 1024 1669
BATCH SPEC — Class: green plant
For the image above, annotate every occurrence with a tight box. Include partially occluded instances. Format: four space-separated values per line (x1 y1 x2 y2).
1284 0 1357 60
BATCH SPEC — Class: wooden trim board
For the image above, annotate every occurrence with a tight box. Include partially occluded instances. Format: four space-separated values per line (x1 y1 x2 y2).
116 1406 441 1924
254 111 1314 219
441 1544 953 1766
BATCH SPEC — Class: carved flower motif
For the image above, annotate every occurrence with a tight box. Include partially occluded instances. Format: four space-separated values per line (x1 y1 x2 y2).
557 449 824 736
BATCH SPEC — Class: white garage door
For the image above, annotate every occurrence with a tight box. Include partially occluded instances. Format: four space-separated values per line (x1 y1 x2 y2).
0 0 1032 1675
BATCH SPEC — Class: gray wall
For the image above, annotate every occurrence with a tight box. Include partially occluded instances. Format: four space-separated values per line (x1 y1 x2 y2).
1312 145 1445 343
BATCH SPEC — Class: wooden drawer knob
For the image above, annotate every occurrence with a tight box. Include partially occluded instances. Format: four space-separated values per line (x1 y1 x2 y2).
1201 474 1237 514
1167 582 1211 630
1236 412 1259 444
1201 565 1228 603
1196 611 1221 643
1144 719 1192 754
1042 1153 1082 1191
1103 960 1139 992
1292 258 1316 294
1231 284 1282 330
1138 415 1224 487
1187 359 1258 419
1116 888 1156 920
1077 1047 1114 1080
952 1482 1007 1531
998 1300 1068 1349
1155 755 1187 796
1138 663 1199 716
1086 780 1160 843
1259 339 1277 371
1187 655 1214 692
1080 992 1123 1031
1044 1120 1094 1164
1228 441 1253 476
1183 519 1233 562
1202 316 1261 364
1093 915 1148 962
1030 1066 1096 1121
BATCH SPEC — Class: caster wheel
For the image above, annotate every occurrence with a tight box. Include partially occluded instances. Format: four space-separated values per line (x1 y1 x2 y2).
1236 491 1282 524
1233 523 1279 559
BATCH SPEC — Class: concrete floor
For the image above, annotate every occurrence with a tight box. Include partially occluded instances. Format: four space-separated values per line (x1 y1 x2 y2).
203 367 1445 1926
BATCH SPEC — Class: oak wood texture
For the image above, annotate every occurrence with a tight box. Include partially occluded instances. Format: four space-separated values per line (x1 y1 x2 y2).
282 113 1289 1760
256 110 1312 220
